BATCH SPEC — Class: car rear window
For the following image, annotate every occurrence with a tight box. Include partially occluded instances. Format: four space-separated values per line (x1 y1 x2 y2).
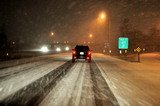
75 46 89 52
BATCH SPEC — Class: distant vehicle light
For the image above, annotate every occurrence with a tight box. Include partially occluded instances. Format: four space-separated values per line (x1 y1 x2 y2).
40 46 49 53
56 47 61 52
65 47 70 51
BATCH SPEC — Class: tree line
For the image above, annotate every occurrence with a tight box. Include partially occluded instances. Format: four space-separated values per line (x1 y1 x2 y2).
0 24 8 50
119 18 160 53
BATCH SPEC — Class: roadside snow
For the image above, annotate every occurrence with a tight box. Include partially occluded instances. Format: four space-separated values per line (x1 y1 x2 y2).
0 61 65 101
0 59 54 79
0 56 49 69
0 53 71 69
93 53 160 106
0 53 71 101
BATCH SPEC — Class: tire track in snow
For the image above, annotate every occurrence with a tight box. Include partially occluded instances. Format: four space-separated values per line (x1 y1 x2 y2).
90 61 119 106
40 60 119 106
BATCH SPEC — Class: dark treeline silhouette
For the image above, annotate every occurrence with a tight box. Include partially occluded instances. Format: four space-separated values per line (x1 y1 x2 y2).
0 24 8 50
119 18 160 53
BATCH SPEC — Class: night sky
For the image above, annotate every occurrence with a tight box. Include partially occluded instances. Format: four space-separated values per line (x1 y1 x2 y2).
0 0 159 44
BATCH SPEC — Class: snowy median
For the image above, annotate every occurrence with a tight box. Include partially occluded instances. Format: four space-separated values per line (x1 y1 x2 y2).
0 60 73 105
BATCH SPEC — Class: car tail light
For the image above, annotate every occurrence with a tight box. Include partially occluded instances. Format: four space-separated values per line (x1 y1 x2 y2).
72 49 76 54
88 51 91 55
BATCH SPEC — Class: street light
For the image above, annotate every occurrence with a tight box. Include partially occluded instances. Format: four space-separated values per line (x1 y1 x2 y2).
51 32 54 36
89 34 93 38
50 32 55 43
99 12 106 20
98 11 111 54
98 11 106 23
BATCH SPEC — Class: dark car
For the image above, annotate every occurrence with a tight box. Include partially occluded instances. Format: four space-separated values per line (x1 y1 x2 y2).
72 45 91 62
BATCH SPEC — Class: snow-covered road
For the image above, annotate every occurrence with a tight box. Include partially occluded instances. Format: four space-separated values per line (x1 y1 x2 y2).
93 53 160 106
0 53 160 106
40 62 93 106
40 61 118 106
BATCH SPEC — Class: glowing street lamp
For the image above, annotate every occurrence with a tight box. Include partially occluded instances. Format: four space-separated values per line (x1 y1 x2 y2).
99 12 106 20
97 11 111 54
98 11 107 23
51 32 54 36
89 34 93 38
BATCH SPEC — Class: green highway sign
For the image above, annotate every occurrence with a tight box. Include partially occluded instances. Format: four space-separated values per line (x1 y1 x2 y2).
118 37 129 49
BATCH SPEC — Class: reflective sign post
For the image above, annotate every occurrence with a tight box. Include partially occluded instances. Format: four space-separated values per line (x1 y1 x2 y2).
135 47 141 62
138 52 140 62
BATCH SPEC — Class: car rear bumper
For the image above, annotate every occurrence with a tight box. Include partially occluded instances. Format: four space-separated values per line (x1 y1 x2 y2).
72 55 91 59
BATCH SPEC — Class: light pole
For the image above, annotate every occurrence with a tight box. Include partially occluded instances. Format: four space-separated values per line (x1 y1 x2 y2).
108 13 111 54
98 11 111 54
50 31 55 43
88 33 93 44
